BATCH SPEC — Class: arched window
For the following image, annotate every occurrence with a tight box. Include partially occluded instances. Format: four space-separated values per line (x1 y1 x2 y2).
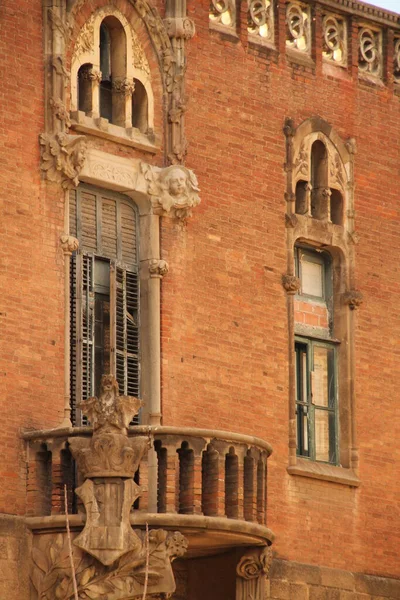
284 118 359 482
132 78 148 133
69 185 140 425
99 17 127 126
78 64 94 114
71 7 154 147
311 140 328 220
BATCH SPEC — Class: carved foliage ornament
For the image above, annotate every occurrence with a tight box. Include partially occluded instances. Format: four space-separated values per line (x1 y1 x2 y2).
31 529 188 600
142 163 200 219
358 27 381 77
237 547 273 579
209 0 235 28
322 15 347 65
286 2 310 53
247 0 273 41
39 133 87 190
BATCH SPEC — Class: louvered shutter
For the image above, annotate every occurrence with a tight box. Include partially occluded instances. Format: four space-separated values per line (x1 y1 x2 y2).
111 264 140 421
73 252 95 425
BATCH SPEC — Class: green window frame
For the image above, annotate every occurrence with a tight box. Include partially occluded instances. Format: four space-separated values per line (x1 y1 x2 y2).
295 338 338 464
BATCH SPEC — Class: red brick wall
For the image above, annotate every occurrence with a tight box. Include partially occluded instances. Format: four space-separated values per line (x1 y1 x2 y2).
0 0 399 584
0 0 65 515
160 0 400 580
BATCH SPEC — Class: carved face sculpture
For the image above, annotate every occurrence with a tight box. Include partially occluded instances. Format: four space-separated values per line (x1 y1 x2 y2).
166 168 188 198
101 374 118 394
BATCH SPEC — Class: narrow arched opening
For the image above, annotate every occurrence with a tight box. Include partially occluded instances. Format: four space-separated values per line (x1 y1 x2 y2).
78 63 94 114
99 17 127 125
311 140 329 220
132 79 148 133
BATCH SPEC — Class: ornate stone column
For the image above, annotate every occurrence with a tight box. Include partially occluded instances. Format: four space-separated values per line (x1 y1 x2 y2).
236 547 273 600
164 0 195 164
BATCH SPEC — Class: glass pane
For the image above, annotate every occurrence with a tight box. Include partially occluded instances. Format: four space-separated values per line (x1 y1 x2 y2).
315 409 336 463
312 346 335 408
301 258 323 297
296 405 309 457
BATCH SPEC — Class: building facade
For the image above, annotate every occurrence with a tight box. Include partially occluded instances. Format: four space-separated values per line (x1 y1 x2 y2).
0 0 400 598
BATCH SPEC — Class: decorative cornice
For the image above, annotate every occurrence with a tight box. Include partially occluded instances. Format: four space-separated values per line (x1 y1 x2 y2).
318 0 400 29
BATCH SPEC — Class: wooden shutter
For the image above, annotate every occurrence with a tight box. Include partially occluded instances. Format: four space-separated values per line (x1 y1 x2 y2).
73 252 95 425
111 264 140 410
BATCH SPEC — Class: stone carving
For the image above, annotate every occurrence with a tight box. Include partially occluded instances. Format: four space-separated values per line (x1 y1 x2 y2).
247 0 273 41
395 38 400 83
50 97 71 128
322 14 346 65
48 7 73 44
69 375 148 565
52 56 70 87
74 478 142 565
132 31 151 75
149 259 169 278
286 2 310 53
72 18 95 60
60 234 79 254
282 274 301 294
285 213 298 228
358 27 381 77
30 528 188 600
164 17 196 40
113 78 135 96
88 160 137 189
343 290 363 310
283 118 295 139
79 66 102 83
294 141 309 179
209 0 235 29
142 164 200 219
236 547 273 600
39 132 87 189
345 137 357 155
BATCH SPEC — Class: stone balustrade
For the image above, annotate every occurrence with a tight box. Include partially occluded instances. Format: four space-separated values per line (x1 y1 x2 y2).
23 425 272 527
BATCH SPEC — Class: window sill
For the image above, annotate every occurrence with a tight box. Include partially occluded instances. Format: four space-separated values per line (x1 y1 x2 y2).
70 111 159 155
209 22 239 41
287 458 360 487
286 48 314 69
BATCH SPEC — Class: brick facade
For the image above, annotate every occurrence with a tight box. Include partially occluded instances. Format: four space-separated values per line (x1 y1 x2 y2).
0 0 399 597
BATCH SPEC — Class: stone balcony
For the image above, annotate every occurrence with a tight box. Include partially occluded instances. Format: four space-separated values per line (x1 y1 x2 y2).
22 424 274 557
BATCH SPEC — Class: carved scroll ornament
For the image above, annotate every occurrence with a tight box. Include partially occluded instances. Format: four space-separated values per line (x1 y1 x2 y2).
236 547 273 600
142 163 200 219
39 132 87 190
358 27 381 77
